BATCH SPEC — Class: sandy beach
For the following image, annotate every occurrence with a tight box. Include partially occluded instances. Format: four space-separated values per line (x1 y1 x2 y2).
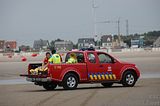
0 51 160 106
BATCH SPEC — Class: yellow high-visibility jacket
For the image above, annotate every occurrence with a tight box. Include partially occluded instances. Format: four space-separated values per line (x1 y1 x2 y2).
49 54 61 64
67 57 78 63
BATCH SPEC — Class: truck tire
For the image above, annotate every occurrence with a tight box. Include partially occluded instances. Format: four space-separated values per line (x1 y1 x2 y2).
101 82 113 87
43 82 57 90
122 71 137 87
62 73 78 90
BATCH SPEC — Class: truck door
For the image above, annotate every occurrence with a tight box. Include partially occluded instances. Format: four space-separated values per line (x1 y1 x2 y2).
87 52 117 81
87 52 103 81
96 53 117 81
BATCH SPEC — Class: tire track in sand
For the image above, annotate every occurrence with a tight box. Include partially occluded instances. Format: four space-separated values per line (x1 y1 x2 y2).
36 92 60 106
52 91 92 106
80 89 98 106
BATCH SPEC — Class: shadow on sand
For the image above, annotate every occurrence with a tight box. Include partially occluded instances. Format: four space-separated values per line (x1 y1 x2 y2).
21 84 142 92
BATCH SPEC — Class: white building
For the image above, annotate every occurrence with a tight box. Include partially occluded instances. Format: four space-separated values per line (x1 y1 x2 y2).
78 38 95 49
101 35 112 48
55 40 73 50
33 39 49 50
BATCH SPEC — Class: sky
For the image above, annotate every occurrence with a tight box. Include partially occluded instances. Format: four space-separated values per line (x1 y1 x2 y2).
0 0 160 46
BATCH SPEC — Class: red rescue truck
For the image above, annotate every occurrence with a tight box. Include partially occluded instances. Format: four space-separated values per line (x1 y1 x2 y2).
20 50 140 90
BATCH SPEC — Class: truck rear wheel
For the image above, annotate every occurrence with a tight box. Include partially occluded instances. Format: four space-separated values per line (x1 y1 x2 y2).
43 82 57 90
122 71 137 87
101 82 113 87
62 73 78 90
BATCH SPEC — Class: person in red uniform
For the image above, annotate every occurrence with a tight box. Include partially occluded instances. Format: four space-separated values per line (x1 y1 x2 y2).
42 52 51 66
39 52 51 74
30 52 51 75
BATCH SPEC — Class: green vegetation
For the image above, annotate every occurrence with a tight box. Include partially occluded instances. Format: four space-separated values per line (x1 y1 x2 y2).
122 31 160 47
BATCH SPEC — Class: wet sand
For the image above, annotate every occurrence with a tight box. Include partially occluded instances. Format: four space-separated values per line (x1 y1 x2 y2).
0 78 160 106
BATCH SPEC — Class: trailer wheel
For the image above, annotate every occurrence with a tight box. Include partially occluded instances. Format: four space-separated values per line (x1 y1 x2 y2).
122 71 137 87
43 82 57 90
62 73 78 90
101 82 113 87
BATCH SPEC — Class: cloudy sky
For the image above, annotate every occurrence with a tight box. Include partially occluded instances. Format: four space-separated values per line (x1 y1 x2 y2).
0 0 160 46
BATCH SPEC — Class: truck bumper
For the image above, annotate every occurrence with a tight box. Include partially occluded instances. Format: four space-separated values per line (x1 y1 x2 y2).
26 77 52 82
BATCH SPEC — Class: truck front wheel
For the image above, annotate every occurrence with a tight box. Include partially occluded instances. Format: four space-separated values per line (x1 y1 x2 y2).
43 82 57 90
122 71 137 87
62 73 78 90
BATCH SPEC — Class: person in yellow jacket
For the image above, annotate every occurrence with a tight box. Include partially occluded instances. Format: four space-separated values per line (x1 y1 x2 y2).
30 50 61 75
39 50 61 74
66 53 78 63
48 49 62 64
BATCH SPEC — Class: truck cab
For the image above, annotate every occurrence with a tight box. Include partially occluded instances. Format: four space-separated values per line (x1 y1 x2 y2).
20 50 140 90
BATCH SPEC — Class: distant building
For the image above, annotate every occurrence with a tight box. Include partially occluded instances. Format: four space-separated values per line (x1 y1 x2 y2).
78 38 95 49
131 36 144 48
153 36 160 47
5 41 17 51
139 36 144 47
112 39 119 49
55 40 73 50
33 39 49 50
0 40 5 52
19 45 31 52
120 41 127 48
131 39 140 48
101 35 112 48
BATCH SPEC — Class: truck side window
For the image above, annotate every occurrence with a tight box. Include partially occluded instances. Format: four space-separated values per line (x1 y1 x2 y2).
98 53 112 63
77 53 85 63
88 53 96 63
65 52 85 63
